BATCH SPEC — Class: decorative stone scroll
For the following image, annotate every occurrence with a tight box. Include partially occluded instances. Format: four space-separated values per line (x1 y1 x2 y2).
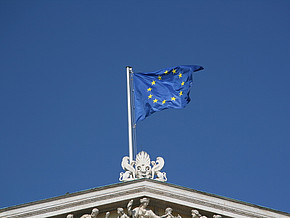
67 198 222 218
119 151 167 182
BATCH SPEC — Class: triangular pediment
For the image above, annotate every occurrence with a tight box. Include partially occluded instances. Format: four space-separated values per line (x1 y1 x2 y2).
0 179 289 218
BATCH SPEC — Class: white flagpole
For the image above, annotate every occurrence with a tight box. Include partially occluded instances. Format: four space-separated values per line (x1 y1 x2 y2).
126 66 134 163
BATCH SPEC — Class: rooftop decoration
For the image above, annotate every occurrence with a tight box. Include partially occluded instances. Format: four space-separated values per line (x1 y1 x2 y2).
120 151 167 182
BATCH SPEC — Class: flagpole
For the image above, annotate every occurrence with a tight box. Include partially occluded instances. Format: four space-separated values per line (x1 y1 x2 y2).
126 66 134 163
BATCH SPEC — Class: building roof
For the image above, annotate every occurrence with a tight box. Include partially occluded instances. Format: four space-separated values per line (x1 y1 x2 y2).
0 179 289 218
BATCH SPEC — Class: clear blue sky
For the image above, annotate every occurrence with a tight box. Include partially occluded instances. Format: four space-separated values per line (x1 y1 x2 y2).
0 0 289 213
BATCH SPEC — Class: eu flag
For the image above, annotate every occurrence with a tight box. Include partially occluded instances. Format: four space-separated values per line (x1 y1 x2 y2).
133 65 204 123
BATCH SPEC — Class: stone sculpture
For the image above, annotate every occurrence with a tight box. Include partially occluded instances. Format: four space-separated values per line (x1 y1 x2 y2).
117 207 130 218
127 198 160 218
135 152 152 179
191 209 200 218
191 209 207 218
120 156 136 181
80 208 99 218
120 151 167 182
161 208 174 218
151 157 167 181
75 199 222 218
160 207 181 218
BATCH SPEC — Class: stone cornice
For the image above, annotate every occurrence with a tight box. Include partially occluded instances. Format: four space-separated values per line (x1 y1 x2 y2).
0 179 289 218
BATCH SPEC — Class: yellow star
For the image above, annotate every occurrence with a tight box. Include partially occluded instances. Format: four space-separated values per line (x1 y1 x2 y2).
147 87 152 92
179 91 183 96
148 94 153 99
162 100 166 104
171 97 176 101
158 76 162 80
172 69 177 74
153 99 158 103
151 80 156 85
178 73 182 78
181 81 185 86
164 70 168 74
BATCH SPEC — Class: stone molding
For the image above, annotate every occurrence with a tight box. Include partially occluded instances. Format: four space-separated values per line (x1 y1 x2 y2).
0 179 289 218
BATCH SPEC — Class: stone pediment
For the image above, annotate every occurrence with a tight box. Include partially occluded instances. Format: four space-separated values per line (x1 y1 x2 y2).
0 179 289 218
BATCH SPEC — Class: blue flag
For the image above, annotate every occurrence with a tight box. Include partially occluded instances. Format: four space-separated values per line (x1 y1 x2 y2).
133 65 204 123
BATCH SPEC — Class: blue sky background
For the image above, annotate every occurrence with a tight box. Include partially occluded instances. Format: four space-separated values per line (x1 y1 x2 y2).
0 0 289 214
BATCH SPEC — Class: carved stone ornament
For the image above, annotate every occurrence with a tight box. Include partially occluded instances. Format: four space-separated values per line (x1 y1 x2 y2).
80 208 99 218
128 198 159 218
191 209 222 218
69 199 222 218
119 151 167 182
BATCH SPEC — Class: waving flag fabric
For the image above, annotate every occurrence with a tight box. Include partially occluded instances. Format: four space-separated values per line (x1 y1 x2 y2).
133 65 204 123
